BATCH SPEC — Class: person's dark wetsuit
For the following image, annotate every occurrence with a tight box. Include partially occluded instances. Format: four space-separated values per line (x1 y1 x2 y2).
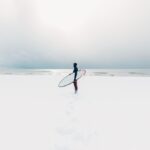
73 64 78 80
73 63 78 93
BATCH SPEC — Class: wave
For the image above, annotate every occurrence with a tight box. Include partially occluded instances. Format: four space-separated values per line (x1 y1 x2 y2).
0 69 150 77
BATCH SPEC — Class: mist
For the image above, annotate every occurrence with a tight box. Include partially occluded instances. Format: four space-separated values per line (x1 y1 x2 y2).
0 0 150 68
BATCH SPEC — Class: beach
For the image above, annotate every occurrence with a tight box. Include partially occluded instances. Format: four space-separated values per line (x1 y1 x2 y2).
0 71 150 150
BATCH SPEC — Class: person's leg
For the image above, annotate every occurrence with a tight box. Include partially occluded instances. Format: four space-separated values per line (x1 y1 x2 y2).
75 81 78 92
73 80 78 93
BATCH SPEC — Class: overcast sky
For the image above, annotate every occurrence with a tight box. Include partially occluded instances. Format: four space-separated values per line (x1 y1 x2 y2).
0 0 150 68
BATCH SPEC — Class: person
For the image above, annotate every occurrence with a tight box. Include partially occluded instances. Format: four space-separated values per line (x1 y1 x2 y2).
73 63 78 93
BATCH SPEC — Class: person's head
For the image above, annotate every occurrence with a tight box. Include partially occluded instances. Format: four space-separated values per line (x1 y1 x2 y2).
73 63 77 68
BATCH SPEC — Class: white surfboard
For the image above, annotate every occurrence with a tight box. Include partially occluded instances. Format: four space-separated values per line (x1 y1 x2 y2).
58 69 86 87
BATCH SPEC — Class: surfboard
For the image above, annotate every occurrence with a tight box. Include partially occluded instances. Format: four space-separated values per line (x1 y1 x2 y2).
58 69 86 87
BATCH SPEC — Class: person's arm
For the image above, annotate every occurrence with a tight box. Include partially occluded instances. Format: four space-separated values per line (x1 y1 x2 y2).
74 68 78 80
74 72 77 80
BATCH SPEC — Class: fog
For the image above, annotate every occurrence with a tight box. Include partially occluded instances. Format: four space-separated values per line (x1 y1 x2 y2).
0 0 150 68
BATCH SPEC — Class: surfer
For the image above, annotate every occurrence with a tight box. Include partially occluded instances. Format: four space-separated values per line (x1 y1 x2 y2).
73 63 78 93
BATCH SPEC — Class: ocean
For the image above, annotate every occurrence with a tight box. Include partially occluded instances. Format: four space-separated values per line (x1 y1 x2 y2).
0 69 150 76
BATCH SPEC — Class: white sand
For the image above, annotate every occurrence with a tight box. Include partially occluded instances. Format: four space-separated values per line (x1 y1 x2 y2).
0 74 150 150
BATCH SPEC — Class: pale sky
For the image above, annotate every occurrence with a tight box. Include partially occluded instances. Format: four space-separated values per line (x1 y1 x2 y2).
0 0 150 68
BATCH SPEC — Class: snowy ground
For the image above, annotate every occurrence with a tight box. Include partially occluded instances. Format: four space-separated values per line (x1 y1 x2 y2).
0 73 150 150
